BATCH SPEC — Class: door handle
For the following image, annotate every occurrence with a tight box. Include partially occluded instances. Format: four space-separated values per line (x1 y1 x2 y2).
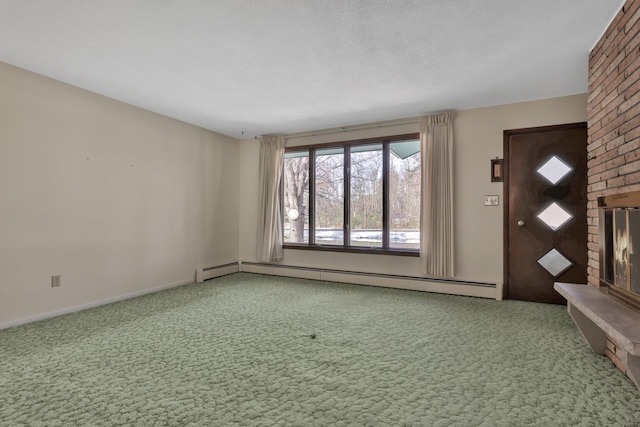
517 220 525 227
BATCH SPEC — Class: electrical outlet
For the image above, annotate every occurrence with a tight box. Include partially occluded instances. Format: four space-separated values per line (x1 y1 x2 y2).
51 275 61 288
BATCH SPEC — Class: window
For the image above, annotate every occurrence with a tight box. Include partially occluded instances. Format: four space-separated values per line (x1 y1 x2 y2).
283 134 420 254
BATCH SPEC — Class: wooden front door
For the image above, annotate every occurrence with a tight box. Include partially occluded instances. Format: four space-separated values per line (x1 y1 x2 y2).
504 123 588 304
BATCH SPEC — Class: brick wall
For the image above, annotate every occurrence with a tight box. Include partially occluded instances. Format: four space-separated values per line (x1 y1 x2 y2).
587 0 640 287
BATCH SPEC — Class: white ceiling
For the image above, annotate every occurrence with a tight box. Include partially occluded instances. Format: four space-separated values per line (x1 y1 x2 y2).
0 1 625 139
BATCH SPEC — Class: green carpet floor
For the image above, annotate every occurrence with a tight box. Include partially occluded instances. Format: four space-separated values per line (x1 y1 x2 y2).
1 273 639 426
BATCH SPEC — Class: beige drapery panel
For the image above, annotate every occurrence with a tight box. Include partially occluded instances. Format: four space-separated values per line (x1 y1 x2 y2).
257 136 285 262
420 113 455 277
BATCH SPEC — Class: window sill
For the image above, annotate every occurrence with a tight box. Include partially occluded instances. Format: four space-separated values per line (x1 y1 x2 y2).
283 244 420 257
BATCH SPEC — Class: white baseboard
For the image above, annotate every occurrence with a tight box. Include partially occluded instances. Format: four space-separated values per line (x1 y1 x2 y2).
196 262 240 282
0 278 194 331
2 261 243 330
240 262 502 300
1 261 500 330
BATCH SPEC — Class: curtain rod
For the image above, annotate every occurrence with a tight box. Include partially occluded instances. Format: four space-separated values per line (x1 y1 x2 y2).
282 117 422 140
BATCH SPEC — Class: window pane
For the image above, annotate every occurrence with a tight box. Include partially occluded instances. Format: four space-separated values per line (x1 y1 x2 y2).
315 147 344 245
537 248 574 277
389 140 421 250
537 202 573 231
283 151 309 244
537 155 573 185
350 144 383 247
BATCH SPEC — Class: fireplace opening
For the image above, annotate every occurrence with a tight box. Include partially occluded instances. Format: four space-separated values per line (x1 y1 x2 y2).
599 191 640 312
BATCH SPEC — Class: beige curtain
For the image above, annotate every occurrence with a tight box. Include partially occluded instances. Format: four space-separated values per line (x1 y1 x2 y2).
420 113 455 277
257 136 285 262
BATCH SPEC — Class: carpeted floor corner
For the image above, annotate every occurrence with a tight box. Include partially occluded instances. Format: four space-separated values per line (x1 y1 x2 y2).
1 272 639 426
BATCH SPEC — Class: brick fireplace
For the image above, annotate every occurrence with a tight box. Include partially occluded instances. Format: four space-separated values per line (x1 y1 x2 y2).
588 0 640 373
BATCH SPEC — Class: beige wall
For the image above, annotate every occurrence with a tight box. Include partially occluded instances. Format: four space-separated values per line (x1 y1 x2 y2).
0 58 588 326
239 94 588 284
0 62 239 327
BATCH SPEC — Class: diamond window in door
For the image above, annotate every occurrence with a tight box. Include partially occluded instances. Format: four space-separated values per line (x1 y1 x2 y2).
537 155 573 185
537 248 574 277
537 202 573 231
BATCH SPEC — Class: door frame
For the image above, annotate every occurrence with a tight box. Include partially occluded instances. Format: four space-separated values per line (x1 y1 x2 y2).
502 122 588 300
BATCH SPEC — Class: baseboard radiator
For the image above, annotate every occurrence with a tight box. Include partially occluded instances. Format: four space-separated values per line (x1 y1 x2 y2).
239 262 503 300
196 262 240 282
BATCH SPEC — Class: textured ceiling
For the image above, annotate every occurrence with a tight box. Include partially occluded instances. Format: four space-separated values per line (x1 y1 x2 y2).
0 0 625 139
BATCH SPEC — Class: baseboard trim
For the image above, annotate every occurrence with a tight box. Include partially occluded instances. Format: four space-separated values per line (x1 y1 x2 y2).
0 278 196 331
240 261 503 300
1 260 501 330
196 262 240 282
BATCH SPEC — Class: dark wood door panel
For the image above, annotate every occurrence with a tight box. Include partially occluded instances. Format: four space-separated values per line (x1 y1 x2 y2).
505 123 587 304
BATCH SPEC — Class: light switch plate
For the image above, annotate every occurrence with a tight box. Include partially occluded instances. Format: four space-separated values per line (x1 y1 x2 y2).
484 195 499 206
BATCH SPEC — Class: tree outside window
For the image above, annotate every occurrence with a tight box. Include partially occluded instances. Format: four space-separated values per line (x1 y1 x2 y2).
283 134 420 253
